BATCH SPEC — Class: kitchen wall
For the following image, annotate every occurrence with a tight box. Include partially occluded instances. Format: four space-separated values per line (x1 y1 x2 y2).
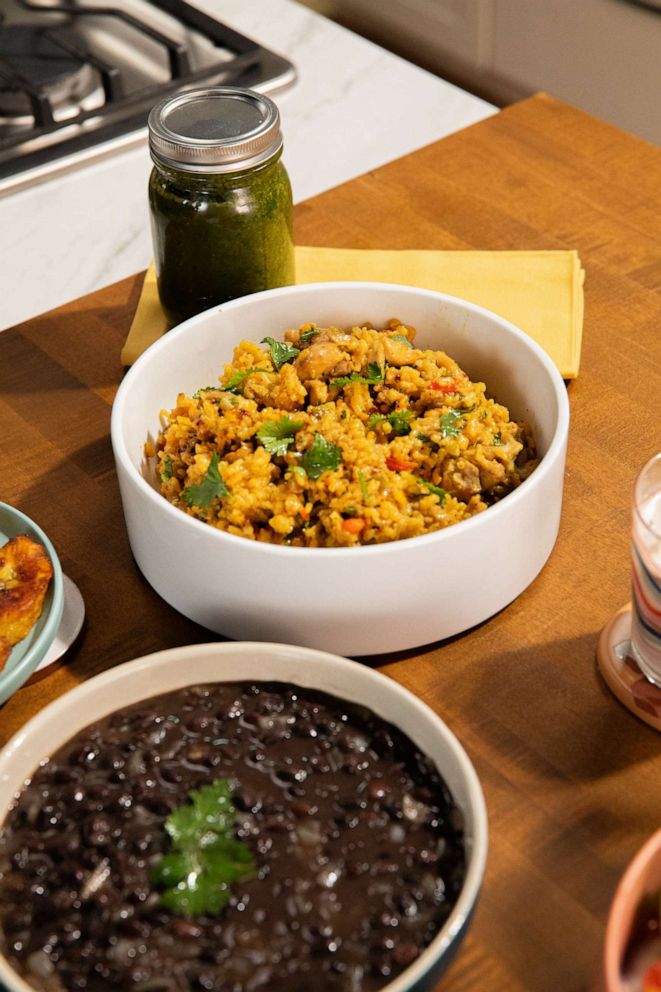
320 0 661 145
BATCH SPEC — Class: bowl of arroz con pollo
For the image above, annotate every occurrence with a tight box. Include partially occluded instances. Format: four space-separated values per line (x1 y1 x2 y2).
111 282 569 656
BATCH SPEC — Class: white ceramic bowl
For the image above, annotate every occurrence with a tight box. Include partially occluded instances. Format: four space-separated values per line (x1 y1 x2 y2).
0 641 488 992
111 282 569 656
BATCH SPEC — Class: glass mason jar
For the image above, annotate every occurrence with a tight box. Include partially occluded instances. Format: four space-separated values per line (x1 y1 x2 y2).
148 87 295 326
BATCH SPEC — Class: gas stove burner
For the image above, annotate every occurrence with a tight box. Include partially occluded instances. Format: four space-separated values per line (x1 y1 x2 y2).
0 0 296 194
0 25 104 127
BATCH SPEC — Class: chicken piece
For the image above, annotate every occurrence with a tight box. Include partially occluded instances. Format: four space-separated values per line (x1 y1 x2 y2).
471 448 507 490
383 335 417 366
328 359 353 376
294 341 346 381
477 458 507 490
441 458 482 499
315 329 353 346
0 534 54 669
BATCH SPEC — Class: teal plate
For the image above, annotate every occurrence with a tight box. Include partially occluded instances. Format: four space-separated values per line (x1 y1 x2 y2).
0 503 64 706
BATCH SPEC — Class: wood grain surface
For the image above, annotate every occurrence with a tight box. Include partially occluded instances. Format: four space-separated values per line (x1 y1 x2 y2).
1 94 660 992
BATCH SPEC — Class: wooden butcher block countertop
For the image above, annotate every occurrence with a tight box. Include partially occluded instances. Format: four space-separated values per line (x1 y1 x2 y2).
1 94 660 992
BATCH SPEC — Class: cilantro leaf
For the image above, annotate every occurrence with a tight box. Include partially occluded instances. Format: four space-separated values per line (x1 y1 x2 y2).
261 336 300 371
330 373 358 388
256 416 304 457
301 433 343 480
181 452 230 508
161 454 173 482
193 385 219 399
416 478 447 504
224 367 275 394
391 334 413 349
439 410 464 438
331 362 384 388
387 410 414 436
368 409 413 436
151 779 255 918
300 327 319 344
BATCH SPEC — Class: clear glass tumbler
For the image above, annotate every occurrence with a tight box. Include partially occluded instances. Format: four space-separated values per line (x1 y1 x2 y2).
630 453 661 685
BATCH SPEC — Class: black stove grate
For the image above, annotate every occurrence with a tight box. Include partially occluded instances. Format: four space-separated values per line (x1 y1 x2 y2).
0 0 294 182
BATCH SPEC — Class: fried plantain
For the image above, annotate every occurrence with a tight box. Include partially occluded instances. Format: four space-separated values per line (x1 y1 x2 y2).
0 534 54 669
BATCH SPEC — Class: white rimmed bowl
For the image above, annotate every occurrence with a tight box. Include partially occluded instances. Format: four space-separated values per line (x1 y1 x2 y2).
0 640 488 992
111 282 569 656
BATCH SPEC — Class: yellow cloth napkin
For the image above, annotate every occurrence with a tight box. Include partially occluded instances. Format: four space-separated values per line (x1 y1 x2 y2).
121 247 584 377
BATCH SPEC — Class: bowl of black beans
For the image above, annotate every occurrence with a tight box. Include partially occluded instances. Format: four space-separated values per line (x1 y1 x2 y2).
0 641 487 992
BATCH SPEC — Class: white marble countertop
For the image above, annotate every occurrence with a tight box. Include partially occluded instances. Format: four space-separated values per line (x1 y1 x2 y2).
0 0 494 331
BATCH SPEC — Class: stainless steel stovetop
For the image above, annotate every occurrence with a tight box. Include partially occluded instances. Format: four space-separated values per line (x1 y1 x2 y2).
0 0 296 195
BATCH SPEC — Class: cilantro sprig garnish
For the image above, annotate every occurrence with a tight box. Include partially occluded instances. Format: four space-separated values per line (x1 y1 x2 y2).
439 410 464 438
331 362 384 389
367 409 414 436
181 452 230 508
391 334 414 349
261 337 300 371
256 416 304 457
224 367 276 394
301 433 343 480
416 478 447 504
161 454 173 482
299 327 319 344
150 779 255 917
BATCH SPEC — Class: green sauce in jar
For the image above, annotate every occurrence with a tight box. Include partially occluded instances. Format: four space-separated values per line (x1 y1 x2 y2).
148 88 295 326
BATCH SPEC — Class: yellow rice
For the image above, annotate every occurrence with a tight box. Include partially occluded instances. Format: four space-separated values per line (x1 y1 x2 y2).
151 319 537 547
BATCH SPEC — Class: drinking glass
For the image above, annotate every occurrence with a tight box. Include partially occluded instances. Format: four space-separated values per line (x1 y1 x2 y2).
630 453 661 685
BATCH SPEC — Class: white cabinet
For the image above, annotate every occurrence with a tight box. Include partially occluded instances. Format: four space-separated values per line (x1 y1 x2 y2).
335 0 661 143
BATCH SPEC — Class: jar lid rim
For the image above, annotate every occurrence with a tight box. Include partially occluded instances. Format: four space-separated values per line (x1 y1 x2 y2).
148 87 282 172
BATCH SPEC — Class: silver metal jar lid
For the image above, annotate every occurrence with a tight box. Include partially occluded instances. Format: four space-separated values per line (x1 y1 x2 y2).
148 87 283 174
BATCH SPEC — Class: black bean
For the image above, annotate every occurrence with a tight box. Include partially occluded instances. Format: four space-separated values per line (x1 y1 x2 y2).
185 712 212 733
172 918 203 939
290 799 318 818
365 780 391 802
